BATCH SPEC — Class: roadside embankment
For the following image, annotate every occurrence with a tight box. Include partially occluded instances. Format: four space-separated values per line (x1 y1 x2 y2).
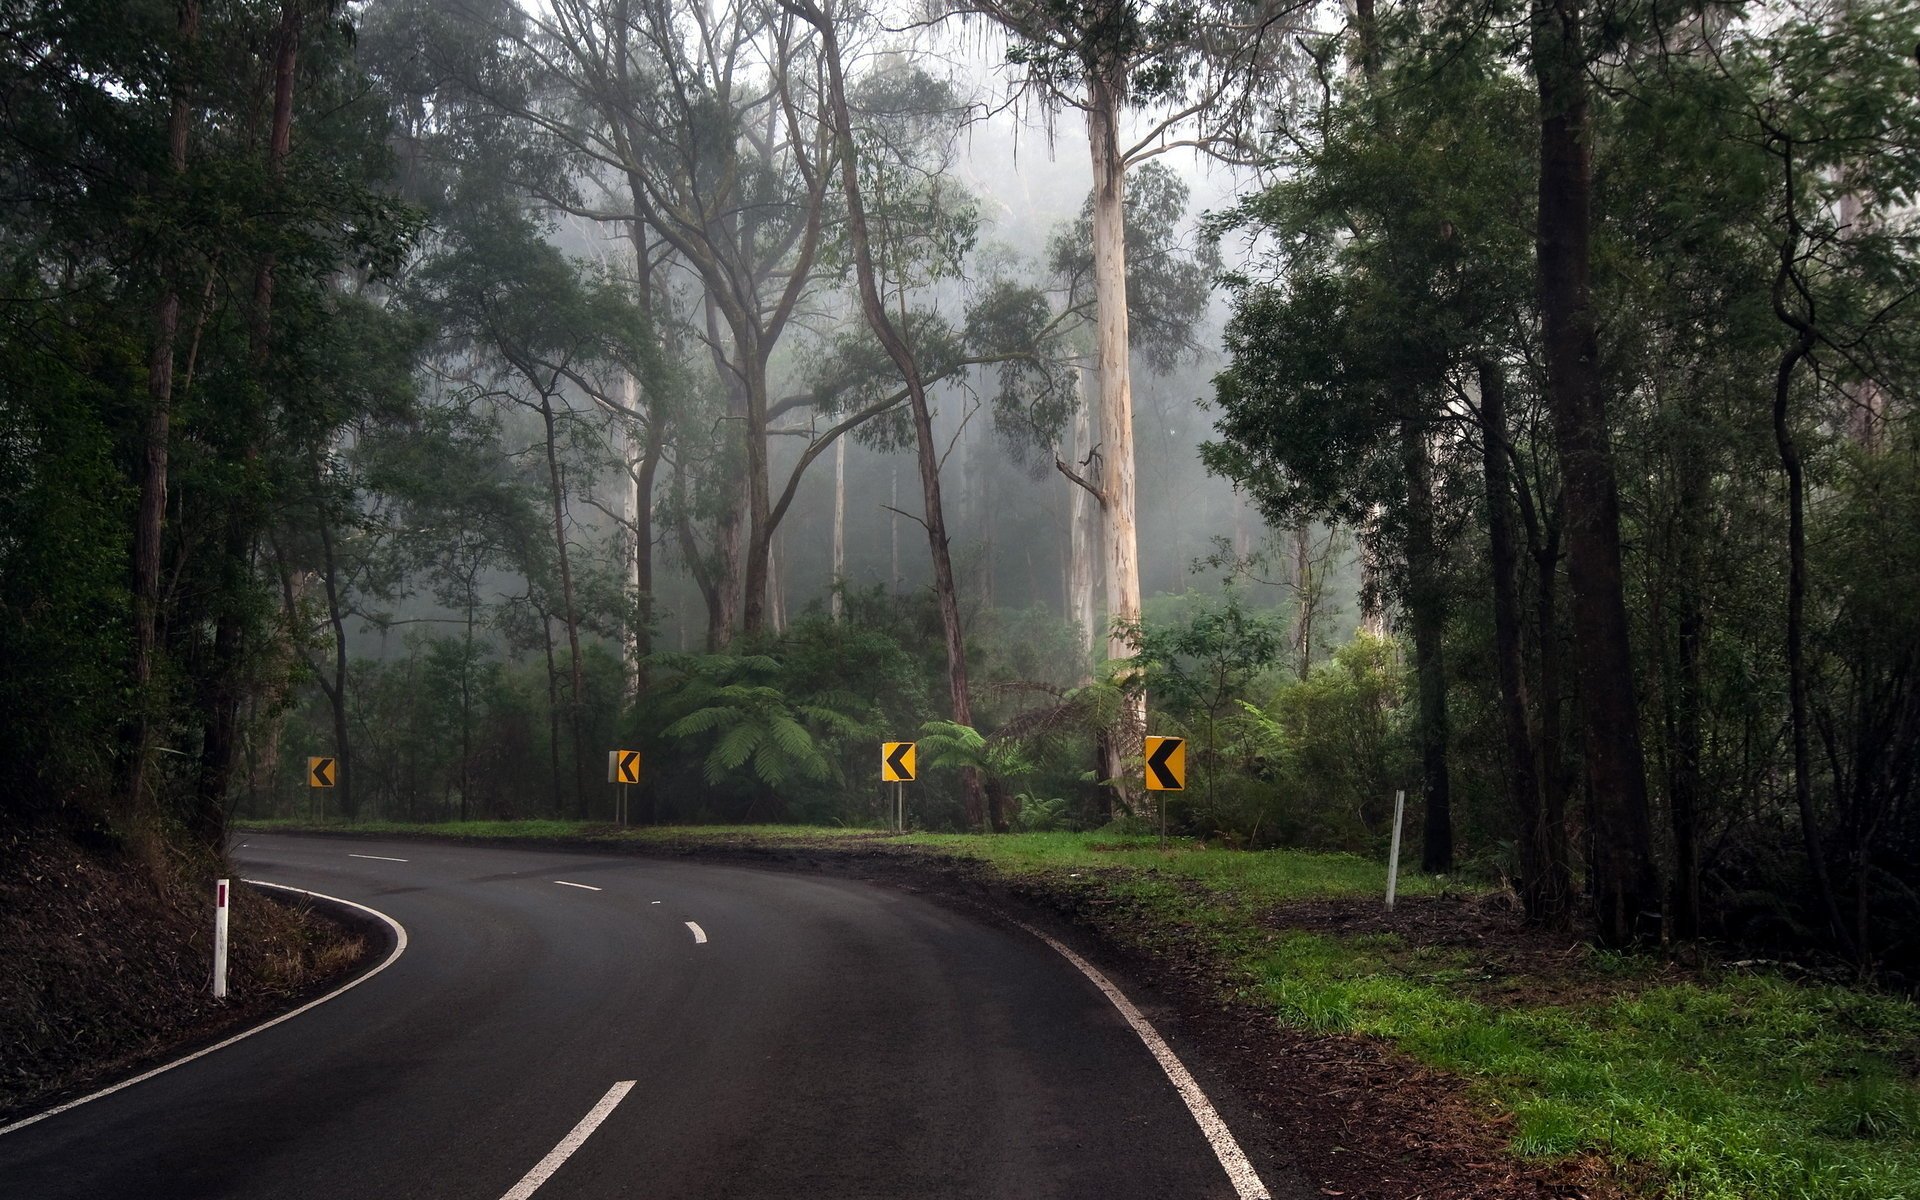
1 824 372 1124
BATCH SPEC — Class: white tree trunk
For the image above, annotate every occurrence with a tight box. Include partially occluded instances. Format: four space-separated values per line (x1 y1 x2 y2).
769 528 787 633
620 371 642 699
890 464 901 593
832 434 846 621
1088 91 1145 813
1068 365 1100 681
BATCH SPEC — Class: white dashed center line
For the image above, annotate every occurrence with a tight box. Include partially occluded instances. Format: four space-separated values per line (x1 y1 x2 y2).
497 1080 635 1200
348 853 410 863
553 880 601 892
684 921 707 944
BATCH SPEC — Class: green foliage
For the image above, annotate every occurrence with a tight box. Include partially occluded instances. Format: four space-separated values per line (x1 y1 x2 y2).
918 719 1036 785
661 653 876 794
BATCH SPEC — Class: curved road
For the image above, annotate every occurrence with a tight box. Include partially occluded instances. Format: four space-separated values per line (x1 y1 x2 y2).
0 835 1285 1199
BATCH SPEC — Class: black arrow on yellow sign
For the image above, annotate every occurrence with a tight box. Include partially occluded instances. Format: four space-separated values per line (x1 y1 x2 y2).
1144 736 1185 791
615 750 641 785
881 741 916 783
308 757 336 788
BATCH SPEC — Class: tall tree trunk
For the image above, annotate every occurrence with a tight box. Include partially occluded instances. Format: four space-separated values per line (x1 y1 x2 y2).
633 416 665 691
1533 0 1661 945
801 0 991 828
317 510 353 823
1087 76 1146 815
125 0 202 813
1294 526 1315 678
1533 516 1575 913
672 455 728 652
768 528 787 633
1068 366 1099 679
1668 444 1706 938
1402 419 1453 874
540 609 562 814
1480 361 1568 922
701 295 745 649
831 435 846 621
1772 223 1850 949
459 565 477 822
626 213 662 691
194 0 302 840
741 362 773 636
539 395 588 819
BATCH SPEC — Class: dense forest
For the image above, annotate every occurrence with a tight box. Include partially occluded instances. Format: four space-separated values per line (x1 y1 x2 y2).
3 0 1916 978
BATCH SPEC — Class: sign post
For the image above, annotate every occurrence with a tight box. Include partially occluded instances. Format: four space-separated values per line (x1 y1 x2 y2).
308 756 335 825
213 878 230 1000
1386 788 1406 910
881 742 916 831
1143 736 1186 849
607 750 641 824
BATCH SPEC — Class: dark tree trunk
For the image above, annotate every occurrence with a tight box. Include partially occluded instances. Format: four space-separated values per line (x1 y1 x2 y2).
1533 0 1661 945
125 0 202 813
1479 361 1569 922
1668 452 1706 938
1403 419 1453 874
1771 207 1850 949
538 395 589 819
318 512 353 822
194 0 303 837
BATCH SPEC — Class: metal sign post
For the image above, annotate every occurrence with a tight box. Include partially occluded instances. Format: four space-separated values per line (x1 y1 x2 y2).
1386 789 1406 910
881 742 916 830
1143 736 1186 849
213 879 230 1000
608 750 641 824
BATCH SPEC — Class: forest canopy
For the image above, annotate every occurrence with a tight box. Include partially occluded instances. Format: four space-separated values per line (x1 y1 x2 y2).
1 0 1917 979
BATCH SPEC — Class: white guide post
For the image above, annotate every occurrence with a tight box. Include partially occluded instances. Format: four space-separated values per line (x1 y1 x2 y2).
1386 790 1406 910
213 878 230 999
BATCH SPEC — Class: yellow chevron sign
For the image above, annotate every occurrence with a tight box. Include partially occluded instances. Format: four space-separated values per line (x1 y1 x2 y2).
881 741 916 783
608 749 641 785
308 757 336 788
1143 736 1185 791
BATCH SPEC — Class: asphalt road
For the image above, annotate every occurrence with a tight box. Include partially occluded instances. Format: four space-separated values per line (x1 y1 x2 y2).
0 835 1278 1199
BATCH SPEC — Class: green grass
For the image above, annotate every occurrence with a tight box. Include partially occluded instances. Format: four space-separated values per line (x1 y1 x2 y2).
237 818 1920 1199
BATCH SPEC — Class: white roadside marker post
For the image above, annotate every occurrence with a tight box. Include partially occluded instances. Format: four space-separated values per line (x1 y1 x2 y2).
1385 789 1406 911
213 878 230 1000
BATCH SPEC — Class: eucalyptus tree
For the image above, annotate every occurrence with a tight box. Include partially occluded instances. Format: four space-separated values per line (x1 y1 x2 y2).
943 0 1300 811
1048 159 1218 662
780 0 1096 827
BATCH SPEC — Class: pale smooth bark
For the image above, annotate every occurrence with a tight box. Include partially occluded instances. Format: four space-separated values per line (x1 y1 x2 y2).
1087 84 1146 813
1067 367 1099 676
832 435 846 621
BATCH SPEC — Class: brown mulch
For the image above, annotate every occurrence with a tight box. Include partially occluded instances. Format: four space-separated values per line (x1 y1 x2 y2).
0 826 373 1124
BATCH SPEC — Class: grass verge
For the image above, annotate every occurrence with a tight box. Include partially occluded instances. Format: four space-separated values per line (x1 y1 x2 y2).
240 818 1920 1199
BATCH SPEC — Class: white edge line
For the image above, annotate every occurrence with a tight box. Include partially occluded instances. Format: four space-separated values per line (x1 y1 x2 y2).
1012 919 1271 1200
0 880 409 1139
553 880 602 892
684 920 708 944
498 1080 636 1200
348 853 410 863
